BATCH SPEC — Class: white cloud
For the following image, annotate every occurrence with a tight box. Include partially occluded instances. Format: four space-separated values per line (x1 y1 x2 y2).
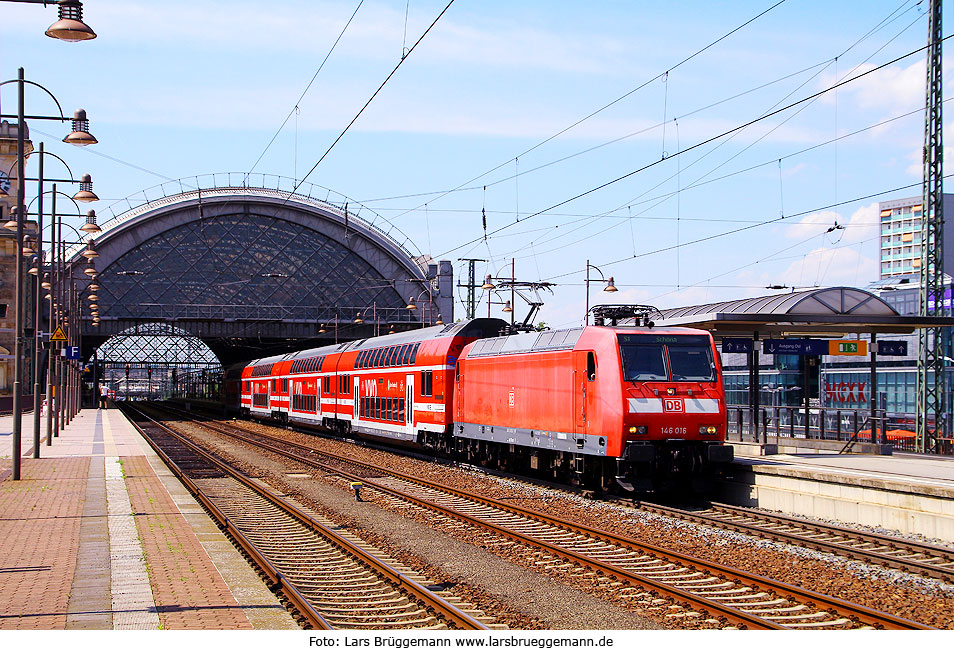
785 202 878 244
86 0 632 75
778 244 877 288
820 60 924 115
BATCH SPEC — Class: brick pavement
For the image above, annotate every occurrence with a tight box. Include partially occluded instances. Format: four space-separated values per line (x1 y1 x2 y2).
123 455 252 629
0 457 88 629
0 408 297 630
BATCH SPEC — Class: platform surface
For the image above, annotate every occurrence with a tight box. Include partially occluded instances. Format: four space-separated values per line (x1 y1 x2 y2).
0 407 298 630
733 450 954 495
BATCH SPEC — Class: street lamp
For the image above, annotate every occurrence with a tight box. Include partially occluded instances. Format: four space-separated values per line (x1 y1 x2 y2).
406 290 437 327
16 152 99 451
0 0 97 42
481 261 516 322
584 259 618 325
1 71 98 478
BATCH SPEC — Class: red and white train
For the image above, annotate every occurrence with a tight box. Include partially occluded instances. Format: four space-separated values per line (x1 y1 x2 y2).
229 317 732 491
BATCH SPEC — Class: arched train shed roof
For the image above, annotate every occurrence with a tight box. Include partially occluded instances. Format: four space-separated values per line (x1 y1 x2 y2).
68 182 451 364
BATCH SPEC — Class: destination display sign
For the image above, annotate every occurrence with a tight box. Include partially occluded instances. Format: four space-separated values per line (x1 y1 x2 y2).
762 339 829 355
877 340 908 356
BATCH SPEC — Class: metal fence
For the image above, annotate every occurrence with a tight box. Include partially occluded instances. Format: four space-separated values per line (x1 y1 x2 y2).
725 405 954 455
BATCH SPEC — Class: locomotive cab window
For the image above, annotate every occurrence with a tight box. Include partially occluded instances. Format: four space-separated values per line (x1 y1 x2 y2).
618 334 714 382
668 345 715 381
620 344 668 381
587 352 596 381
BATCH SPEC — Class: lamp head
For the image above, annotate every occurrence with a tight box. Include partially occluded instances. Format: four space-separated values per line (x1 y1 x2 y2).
73 174 99 202
45 1 97 42
63 109 98 146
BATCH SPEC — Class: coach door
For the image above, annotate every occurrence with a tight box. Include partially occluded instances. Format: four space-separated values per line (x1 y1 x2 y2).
406 374 415 434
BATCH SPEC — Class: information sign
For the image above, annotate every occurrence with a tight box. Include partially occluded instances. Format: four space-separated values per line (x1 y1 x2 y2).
762 339 828 355
828 340 867 356
877 340 908 356
721 338 753 353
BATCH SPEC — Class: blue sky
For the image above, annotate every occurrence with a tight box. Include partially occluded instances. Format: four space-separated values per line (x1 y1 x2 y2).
1 0 946 328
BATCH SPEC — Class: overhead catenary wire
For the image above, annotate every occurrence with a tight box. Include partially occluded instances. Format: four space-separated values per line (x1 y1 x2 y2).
491 2 925 265
284 0 457 201
379 0 791 220
246 0 367 178
498 4 924 261
438 33 952 260
545 174 954 285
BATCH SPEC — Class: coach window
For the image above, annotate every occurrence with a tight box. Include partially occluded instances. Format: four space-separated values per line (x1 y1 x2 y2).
397 344 408 366
411 342 421 365
420 370 433 397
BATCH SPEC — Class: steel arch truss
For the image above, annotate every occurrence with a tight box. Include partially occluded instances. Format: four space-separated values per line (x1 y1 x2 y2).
73 189 444 361
94 322 220 368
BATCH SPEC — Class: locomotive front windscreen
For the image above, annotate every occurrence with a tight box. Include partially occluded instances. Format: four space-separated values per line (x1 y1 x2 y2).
618 334 715 383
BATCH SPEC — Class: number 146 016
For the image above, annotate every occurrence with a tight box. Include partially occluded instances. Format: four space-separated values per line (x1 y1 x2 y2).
660 426 687 435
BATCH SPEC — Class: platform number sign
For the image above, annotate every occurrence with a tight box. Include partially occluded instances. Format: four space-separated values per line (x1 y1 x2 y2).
63 346 81 360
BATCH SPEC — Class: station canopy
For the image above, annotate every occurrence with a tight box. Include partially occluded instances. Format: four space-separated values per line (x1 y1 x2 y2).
648 286 954 339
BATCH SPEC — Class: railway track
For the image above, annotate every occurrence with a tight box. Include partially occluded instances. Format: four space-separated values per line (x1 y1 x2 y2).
121 404 495 631
151 405 934 630
636 502 954 583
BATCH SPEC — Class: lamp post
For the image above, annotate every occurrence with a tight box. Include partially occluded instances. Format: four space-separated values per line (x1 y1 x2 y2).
16 151 98 454
47 220 99 435
29 198 98 445
584 260 618 325
481 260 517 323
405 291 444 327
1 67 97 479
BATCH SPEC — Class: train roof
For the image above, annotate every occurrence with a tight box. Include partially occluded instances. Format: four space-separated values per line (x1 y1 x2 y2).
464 324 712 358
244 318 508 369
340 318 507 352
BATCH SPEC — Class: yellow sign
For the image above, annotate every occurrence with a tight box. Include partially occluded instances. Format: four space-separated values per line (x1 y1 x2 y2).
50 325 68 342
828 340 867 356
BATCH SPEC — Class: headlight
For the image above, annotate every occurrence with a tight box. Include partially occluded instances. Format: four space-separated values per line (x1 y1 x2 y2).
629 426 649 435
700 425 718 435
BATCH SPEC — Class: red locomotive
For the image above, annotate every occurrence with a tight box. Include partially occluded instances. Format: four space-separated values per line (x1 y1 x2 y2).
233 315 732 491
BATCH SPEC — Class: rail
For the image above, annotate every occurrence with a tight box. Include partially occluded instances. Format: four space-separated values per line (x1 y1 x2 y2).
121 403 490 630
166 407 932 630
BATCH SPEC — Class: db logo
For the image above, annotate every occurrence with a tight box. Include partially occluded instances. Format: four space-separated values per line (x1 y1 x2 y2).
663 398 684 413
